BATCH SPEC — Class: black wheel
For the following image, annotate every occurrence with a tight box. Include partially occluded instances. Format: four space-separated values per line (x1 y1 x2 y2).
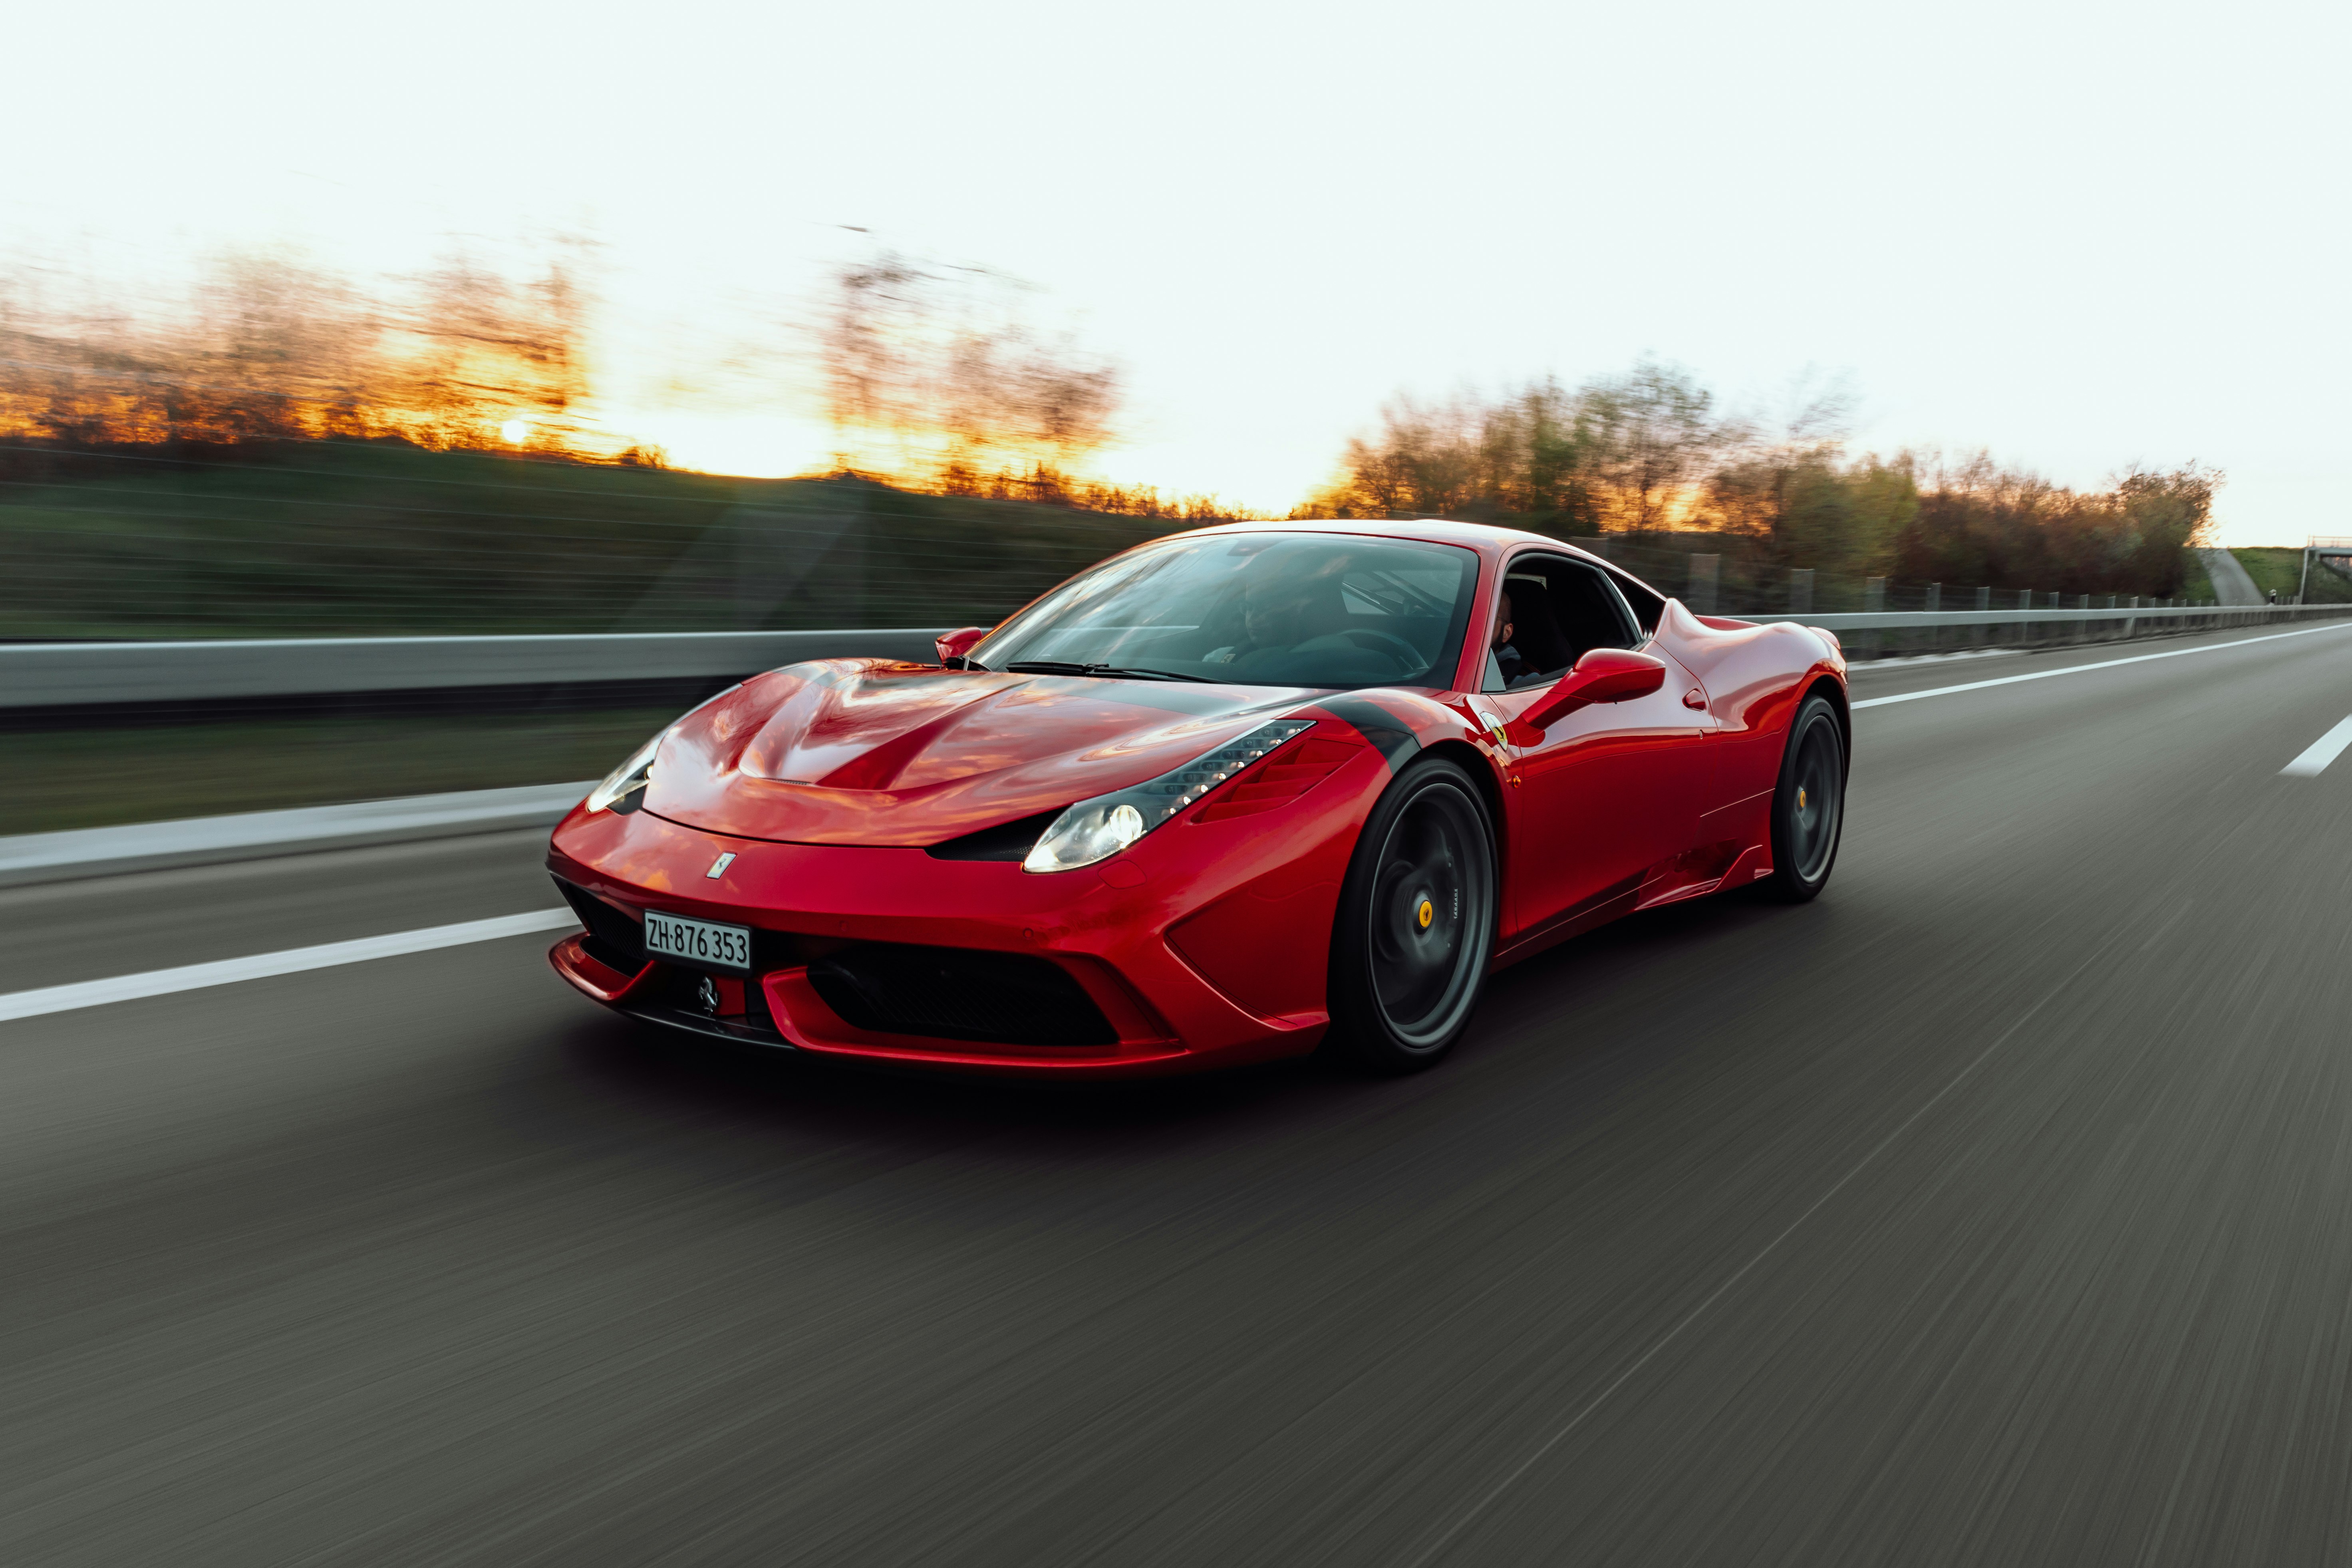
1327 756 1497 1073
1766 693 1845 902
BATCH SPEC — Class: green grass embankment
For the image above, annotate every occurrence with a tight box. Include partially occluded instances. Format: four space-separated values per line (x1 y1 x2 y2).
0 440 1212 831
2177 552 2215 603
0 441 1190 641
2230 547 2352 604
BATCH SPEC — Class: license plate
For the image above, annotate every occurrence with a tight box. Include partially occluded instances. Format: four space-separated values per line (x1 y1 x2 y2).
642 909 753 971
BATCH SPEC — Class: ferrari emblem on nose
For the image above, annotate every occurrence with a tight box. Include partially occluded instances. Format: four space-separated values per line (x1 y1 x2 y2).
706 852 737 879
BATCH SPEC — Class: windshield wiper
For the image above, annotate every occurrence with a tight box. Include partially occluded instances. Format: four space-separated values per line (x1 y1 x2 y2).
1002 660 1212 683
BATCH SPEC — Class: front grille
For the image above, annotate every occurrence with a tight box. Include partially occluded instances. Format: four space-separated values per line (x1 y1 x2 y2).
806 942 1117 1047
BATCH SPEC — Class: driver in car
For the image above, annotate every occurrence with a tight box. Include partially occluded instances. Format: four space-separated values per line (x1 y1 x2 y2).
1491 590 1527 686
1201 550 1356 670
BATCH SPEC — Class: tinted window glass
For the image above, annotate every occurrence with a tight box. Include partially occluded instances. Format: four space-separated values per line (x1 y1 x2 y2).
1607 567 1667 633
974 532 1480 690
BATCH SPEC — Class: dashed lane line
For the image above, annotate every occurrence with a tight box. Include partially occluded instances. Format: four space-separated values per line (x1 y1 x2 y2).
0 909 578 1023
1851 618 2352 710
2280 716 2352 777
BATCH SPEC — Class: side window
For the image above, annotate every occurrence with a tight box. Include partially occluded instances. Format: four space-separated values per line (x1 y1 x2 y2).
1555 564 1640 656
1605 568 1666 635
1484 556 1640 692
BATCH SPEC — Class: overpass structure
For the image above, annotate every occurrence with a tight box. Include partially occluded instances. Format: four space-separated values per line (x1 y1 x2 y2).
2299 536 2352 602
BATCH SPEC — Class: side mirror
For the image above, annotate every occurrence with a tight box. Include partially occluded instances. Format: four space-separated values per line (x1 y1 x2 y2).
935 626 990 667
1524 648 1667 731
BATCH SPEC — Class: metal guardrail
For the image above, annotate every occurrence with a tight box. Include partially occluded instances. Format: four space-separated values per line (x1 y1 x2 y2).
6 605 2349 710
2 628 945 709
1771 602 2352 657
1760 602 2352 661
1785 604 2349 631
0 781 598 886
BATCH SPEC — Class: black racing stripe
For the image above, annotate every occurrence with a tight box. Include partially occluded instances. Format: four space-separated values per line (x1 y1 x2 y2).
1319 696 1421 771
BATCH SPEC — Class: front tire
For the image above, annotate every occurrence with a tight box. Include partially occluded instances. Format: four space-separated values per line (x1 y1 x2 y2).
1326 756 1497 1074
1766 693 1845 902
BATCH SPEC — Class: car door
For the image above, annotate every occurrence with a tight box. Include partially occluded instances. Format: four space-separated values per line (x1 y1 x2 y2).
1478 554 1715 937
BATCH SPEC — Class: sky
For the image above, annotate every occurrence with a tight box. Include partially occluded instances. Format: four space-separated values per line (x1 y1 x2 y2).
5 0 2344 545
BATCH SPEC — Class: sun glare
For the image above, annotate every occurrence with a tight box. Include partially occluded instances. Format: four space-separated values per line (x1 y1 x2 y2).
500 419 528 445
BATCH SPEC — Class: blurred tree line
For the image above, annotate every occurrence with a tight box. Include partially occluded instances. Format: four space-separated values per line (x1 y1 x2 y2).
1304 361 2218 598
818 252 1253 522
0 242 1250 521
0 237 2217 612
0 244 655 462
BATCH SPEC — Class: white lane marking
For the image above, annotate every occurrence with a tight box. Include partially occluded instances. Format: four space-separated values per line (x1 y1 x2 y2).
2281 716 2352 777
0 909 578 1023
1400 932 2125 1565
1851 619 2352 710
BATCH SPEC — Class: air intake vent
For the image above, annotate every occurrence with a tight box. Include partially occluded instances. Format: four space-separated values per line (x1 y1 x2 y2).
552 876 645 972
924 809 1063 862
806 942 1117 1047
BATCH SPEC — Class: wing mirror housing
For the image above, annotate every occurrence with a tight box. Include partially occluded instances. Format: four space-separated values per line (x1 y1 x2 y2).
935 626 990 667
1524 648 1668 731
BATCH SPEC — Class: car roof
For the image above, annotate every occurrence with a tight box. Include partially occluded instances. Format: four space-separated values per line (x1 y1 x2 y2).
1175 517 1619 569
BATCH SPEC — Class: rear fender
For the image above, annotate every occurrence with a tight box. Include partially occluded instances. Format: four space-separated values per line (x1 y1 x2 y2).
1652 602 1847 802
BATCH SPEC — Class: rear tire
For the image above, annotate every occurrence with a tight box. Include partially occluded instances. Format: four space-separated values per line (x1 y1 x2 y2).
1326 756 1497 1074
1766 693 1845 902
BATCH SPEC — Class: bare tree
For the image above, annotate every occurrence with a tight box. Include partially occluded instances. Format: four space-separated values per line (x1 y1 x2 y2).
1581 359 1728 532
392 247 594 448
822 254 930 467
819 251 1122 484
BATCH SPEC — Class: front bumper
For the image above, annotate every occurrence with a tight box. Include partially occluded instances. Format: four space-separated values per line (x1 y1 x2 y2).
542 769 1379 1076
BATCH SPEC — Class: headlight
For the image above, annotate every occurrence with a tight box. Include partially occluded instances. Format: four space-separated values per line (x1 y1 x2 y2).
586 728 669 814
1023 719 1315 872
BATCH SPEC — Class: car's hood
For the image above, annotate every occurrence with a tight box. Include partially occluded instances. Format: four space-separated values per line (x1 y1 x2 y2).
641 660 1323 846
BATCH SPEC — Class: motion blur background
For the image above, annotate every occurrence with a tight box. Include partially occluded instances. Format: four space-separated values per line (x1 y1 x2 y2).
5 0 2347 830
15 10 2352 1562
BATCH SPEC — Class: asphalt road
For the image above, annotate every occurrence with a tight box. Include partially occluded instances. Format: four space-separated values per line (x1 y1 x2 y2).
8 622 2352 1566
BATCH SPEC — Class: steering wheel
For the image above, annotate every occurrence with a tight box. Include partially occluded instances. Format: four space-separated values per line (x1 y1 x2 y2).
1345 630 1411 658
1341 628 1425 668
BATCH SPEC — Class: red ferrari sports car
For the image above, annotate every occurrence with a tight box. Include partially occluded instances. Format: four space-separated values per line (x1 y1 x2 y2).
546 520 1847 1075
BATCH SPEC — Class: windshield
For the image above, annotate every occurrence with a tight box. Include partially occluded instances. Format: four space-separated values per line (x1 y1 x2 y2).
972 532 1482 689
